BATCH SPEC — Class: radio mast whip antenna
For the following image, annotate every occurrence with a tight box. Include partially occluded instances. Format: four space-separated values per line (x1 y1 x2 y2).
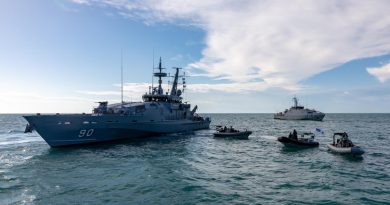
121 49 124 106
152 48 155 92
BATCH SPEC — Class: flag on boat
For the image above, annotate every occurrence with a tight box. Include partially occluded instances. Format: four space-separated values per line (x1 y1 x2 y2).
313 128 325 136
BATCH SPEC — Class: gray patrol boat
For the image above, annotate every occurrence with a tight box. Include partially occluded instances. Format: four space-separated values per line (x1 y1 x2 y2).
274 97 325 121
24 58 211 147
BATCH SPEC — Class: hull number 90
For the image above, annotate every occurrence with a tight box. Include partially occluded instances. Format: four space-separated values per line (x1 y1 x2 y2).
78 129 94 137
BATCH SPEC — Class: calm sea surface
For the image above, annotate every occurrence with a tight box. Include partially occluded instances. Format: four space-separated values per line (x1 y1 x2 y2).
1 114 389 205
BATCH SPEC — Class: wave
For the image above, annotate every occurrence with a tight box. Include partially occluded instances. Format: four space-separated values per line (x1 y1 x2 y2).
7 129 26 134
0 133 43 146
0 129 28 135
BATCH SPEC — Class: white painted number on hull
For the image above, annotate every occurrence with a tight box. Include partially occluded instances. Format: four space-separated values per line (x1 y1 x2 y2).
79 129 94 137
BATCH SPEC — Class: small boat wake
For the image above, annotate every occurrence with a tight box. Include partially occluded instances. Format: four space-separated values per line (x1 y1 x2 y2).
260 135 278 141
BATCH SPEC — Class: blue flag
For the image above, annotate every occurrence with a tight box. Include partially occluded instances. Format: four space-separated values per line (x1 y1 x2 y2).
313 128 325 136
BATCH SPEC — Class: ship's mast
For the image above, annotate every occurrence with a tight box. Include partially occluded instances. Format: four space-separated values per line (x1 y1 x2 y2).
170 67 181 96
182 72 186 94
154 57 167 95
157 58 163 94
293 96 298 108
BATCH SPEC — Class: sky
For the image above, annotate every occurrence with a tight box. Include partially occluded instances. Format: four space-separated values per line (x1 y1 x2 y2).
0 0 390 113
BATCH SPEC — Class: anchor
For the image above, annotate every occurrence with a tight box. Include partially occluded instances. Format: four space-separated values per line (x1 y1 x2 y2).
24 123 34 133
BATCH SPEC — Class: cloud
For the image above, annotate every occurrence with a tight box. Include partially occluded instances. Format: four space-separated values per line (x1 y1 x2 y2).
69 0 90 5
77 83 150 101
0 92 99 113
77 81 303 102
0 92 95 102
70 0 390 90
367 62 390 83
189 82 302 93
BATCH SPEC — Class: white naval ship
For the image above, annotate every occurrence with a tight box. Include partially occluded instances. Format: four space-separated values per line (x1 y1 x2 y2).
24 58 211 147
274 97 325 121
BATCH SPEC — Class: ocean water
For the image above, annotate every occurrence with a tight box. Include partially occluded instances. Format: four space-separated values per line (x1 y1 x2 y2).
1 114 390 205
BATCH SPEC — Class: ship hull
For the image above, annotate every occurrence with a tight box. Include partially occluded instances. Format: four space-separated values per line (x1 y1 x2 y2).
327 144 365 156
24 114 210 147
274 113 325 121
277 136 319 147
